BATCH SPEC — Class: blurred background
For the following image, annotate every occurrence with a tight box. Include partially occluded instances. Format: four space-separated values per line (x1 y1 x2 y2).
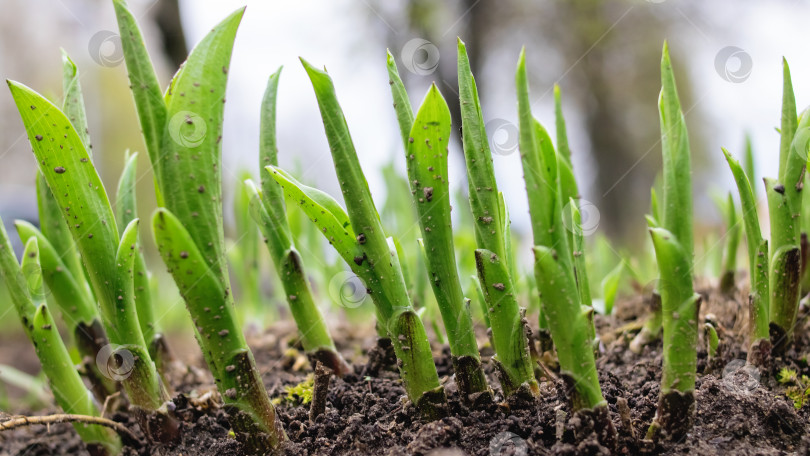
0 1 807 348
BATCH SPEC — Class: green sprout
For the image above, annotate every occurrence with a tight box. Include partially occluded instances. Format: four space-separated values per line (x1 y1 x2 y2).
645 43 700 441
0 222 121 455
457 39 538 398
248 66 350 376
386 53 490 402
515 48 613 446
7 82 168 419
114 2 286 449
767 59 803 354
268 58 446 419
722 148 770 366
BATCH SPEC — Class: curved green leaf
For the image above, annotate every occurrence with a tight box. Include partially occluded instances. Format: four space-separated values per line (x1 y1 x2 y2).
266 166 358 264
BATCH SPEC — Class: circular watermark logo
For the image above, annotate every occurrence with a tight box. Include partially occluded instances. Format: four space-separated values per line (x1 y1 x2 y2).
489 431 527 456
486 119 519 156
88 31 124 67
328 271 368 309
722 359 760 394
401 38 440 76
96 344 135 381
562 199 601 236
714 46 752 83
168 111 207 148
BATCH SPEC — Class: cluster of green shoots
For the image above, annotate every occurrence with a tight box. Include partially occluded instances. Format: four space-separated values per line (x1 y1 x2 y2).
2 3 809 454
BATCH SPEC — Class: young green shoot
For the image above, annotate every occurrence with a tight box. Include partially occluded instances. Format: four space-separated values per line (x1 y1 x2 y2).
284 58 445 419
0 222 121 455
722 148 770 365
646 43 700 441
385 54 489 401
250 66 349 375
516 49 613 447
767 58 803 353
7 81 168 417
403 82 491 400
457 39 538 398
115 3 286 449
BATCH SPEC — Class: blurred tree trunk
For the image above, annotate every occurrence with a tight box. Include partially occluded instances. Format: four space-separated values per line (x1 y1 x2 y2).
152 0 188 69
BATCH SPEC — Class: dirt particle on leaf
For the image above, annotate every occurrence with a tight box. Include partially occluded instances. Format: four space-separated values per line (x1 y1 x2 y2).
493 283 505 291
35 135 43 141
180 251 189 259
54 166 66 174
218 329 229 337
198 185 206 193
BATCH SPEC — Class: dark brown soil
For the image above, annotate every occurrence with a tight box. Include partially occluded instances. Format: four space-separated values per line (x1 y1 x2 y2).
2 280 810 455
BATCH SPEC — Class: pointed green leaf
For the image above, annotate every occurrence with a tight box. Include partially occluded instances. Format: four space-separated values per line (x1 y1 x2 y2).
8 81 120 308
113 0 167 175
61 50 92 154
554 84 571 165
570 198 592 306
115 151 139 231
157 8 244 290
18 237 120 453
457 38 505 258
257 67 294 261
779 58 798 184
114 151 157 344
386 50 415 149
659 43 693 257
406 84 479 361
152 207 286 445
0 217 36 320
